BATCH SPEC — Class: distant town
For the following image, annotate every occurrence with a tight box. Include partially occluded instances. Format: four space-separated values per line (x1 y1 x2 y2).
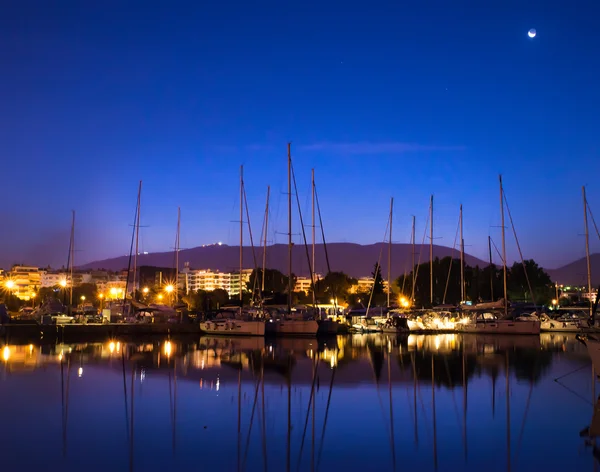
0 263 389 306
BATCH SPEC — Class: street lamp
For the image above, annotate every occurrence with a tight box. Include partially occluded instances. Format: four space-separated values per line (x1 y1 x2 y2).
98 293 104 310
5 280 14 290
31 292 36 308
143 287 149 294
59 279 67 288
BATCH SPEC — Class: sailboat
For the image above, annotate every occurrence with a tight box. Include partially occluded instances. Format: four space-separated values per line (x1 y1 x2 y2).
267 144 319 336
455 176 540 335
200 166 265 336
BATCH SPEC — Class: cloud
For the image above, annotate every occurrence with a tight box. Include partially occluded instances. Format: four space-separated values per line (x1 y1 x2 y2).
299 142 465 154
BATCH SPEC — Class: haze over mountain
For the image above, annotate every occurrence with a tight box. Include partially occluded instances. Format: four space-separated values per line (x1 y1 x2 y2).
78 242 488 279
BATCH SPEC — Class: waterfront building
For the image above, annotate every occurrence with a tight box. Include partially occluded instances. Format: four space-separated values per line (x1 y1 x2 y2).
5 265 45 300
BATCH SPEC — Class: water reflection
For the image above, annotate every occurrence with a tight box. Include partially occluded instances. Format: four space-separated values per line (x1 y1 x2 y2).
0 333 597 471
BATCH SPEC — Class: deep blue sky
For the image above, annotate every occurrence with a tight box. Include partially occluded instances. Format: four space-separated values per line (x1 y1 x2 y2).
1 1 599 269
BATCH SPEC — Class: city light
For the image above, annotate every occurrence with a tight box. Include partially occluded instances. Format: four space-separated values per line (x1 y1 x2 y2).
80 295 86 301
158 294 163 300
110 287 117 296
165 284 174 293
98 293 104 299
59 279 67 288
399 296 410 308
5 280 14 290
142 287 149 294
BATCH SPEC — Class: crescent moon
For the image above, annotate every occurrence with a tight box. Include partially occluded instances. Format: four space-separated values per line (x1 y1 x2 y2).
528 29 536 38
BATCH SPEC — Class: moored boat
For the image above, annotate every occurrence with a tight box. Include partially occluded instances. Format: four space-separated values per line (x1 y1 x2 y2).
200 319 265 336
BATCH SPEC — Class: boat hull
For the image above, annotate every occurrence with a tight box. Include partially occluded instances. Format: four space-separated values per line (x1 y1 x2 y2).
456 320 540 335
267 320 319 336
540 321 582 332
317 320 339 335
200 320 265 336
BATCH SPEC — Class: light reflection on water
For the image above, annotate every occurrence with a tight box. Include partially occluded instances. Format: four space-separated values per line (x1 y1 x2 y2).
0 333 597 472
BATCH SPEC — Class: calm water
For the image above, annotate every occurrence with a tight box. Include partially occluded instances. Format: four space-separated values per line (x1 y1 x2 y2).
0 333 597 472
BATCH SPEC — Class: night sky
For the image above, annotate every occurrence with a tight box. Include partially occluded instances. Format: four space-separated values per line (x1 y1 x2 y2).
1 1 599 269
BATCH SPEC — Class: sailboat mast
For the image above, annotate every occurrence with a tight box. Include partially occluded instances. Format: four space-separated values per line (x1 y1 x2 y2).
499 175 508 319
583 186 593 319
311 169 316 294
262 186 270 294
430 195 434 306
175 206 180 306
287 144 293 315
411 215 416 302
240 165 244 310
387 197 393 307
69 210 75 309
460 204 465 303
488 235 494 301
133 181 142 295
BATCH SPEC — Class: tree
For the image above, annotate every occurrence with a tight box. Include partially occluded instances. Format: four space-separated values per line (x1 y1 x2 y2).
507 260 552 304
314 271 358 304
371 263 386 305
246 268 292 297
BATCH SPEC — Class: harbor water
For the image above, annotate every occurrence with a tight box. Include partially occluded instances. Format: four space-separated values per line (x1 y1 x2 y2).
0 333 596 471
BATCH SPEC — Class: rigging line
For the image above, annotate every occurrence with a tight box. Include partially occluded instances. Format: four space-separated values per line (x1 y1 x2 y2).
123 183 141 314
514 381 534 464
243 184 259 271
261 366 268 472
412 212 430 303
121 348 130 440
316 366 337 471
242 373 262 472
554 363 591 381
503 191 536 306
442 357 463 433
400 223 414 297
290 162 316 302
314 183 337 310
490 237 505 265
586 202 600 242
367 215 391 316
442 213 461 304
295 355 319 472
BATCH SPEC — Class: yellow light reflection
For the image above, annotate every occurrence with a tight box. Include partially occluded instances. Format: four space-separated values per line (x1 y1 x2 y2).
164 341 172 357
78 367 83 377
3 346 10 361
109 341 115 353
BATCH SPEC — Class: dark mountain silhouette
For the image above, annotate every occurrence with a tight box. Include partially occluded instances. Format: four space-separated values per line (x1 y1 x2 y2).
546 254 600 286
79 242 489 279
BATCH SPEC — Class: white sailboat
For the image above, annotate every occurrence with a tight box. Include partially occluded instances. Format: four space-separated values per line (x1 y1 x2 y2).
267 145 318 336
455 176 540 335
200 165 265 336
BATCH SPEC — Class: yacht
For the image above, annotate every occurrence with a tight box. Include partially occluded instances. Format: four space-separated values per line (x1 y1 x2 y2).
200 318 265 336
577 334 600 375
540 312 584 332
380 316 410 334
455 311 540 335
266 317 319 336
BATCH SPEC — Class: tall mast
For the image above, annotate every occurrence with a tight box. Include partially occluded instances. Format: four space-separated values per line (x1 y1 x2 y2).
499 175 508 319
583 186 593 319
287 143 293 315
311 169 316 296
262 186 270 294
133 181 141 296
430 195 434 306
240 165 244 311
411 215 416 302
69 210 75 309
488 235 494 301
387 197 393 307
175 206 180 307
460 204 465 303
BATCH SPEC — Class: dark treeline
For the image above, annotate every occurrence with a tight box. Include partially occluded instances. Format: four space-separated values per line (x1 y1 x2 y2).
395 256 554 307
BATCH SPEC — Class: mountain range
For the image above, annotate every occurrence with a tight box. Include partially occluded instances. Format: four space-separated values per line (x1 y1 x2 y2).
78 242 600 286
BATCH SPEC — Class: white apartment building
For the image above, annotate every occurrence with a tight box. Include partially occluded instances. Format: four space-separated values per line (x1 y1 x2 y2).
294 274 322 293
181 268 253 297
5 265 45 300
41 272 93 288
351 277 390 294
